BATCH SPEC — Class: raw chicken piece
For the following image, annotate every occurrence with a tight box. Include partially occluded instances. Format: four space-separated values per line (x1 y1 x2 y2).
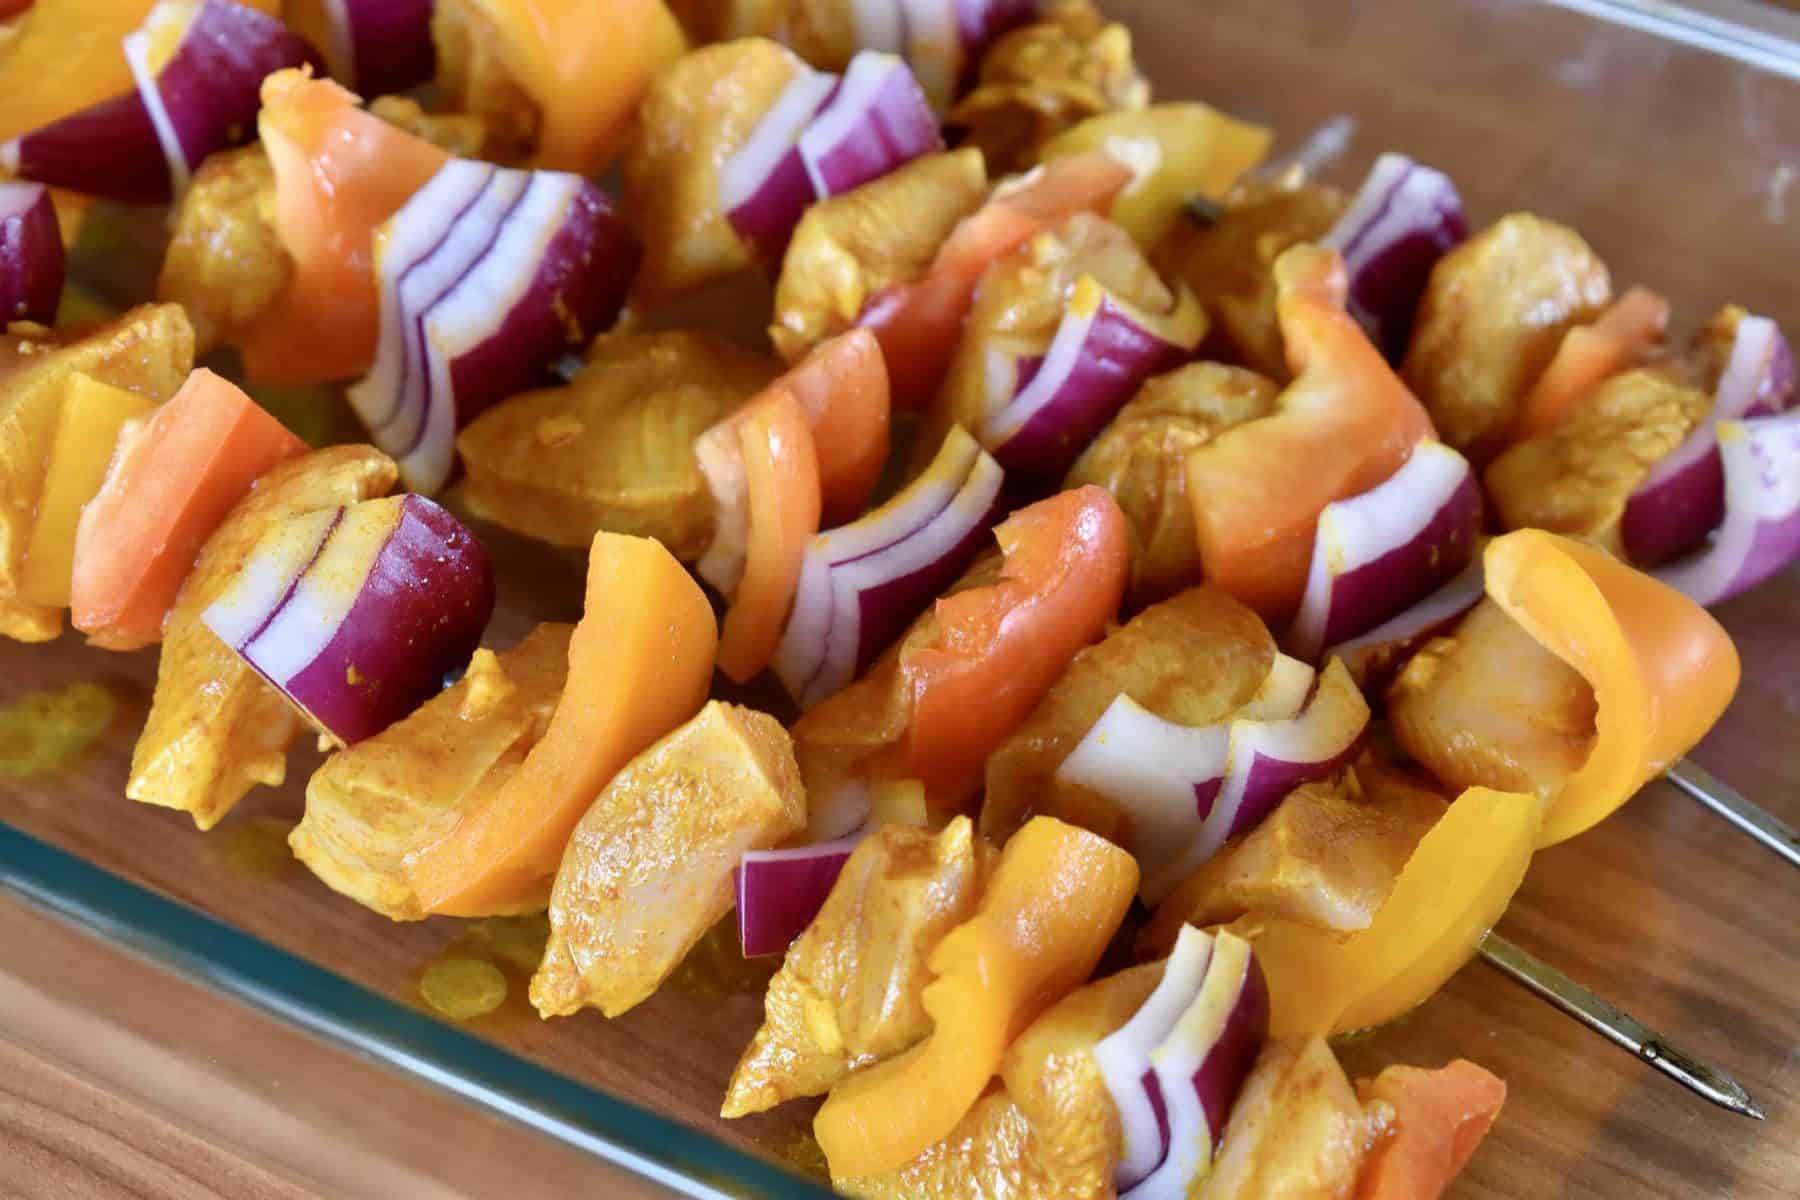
430 0 540 163
949 0 1148 175
1066 363 1279 608
457 331 777 557
1152 179 1346 381
838 961 1163 1199
770 149 988 363
530 701 806 1018
1402 213 1610 464
128 446 397 829
366 95 494 159
1197 1037 1372 1200
980 585 1275 843
1486 366 1709 554
158 148 292 358
1388 598 1598 801
0 305 194 642
723 818 996 1117
693 0 857 71
1139 760 1447 957
292 624 572 920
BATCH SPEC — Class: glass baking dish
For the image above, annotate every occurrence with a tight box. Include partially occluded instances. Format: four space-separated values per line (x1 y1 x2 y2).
3 0 1798 1195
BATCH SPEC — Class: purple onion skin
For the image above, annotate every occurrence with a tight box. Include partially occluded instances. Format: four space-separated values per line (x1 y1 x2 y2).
1350 205 1467 361
1319 472 1481 649
285 496 495 745
955 0 1039 51
735 849 856 957
0 184 64 325
994 297 1189 478
161 0 323 172
727 147 817 267
1223 741 1359 843
812 67 943 195
10 91 173 203
1193 956 1269 1145
447 182 641 437
850 487 1003 676
345 0 436 97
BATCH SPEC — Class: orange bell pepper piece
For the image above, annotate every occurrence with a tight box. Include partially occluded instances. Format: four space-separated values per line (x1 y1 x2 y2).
1511 286 1669 440
71 369 308 651
1186 244 1436 624
715 388 822 683
406 532 717 916
813 816 1138 1179
859 152 1133 410
1356 1060 1507 1200
778 328 891 524
0 1 155 143
1232 784 1539 1038
238 70 450 387
1484 529 1739 847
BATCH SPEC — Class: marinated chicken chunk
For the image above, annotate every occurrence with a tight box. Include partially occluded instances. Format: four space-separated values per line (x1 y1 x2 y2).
1197 1038 1371 1200
129 446 397 829
981 585 1276 843
366 95 494 159
1402 213 1611 463
157 148 291 358
723 818 996 1117
1151 179 1347 380
1388 597 1598 801
949 0 1149 175
839 961 1162 1199
1066 363 1280 608
770 149 988 363
1485 366 1709 554
430 0 540 163
291 624 572 920
457 331 777 558
694 0 857 71
1139 760 1448 957
0 305 194 642
624 39 812 298
530 702 806 1018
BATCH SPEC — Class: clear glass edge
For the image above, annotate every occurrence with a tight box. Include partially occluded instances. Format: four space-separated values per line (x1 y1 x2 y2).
4 0 1797 1194
0 823 832 1200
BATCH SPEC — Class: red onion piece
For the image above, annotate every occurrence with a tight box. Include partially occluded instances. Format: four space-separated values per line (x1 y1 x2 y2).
0 182 63 325
1056 655 1316 899
351 162 640 494
1322 557 1483 691
323 0 436 97
0 90 171 204
1319 152 1467 359
1653 411 1800 607
1123 930 1268 1200
202 494 495 746
1096 925 1215 1190
980 277 1204 477
1621 314 1795 566
721 68 838 265
734 830 866 957
954 0 1037 53
772 425 1003 709
1285 441 1480 663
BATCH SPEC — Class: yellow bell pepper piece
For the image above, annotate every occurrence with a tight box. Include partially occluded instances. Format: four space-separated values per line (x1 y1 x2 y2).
1233 785 1539 1038
1485 529 1740 847
813 816 1137 1179
19 374 157 609
1039 102 1271 251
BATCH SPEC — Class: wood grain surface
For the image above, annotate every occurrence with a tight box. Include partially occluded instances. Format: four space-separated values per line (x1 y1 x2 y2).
2 1 1798 1197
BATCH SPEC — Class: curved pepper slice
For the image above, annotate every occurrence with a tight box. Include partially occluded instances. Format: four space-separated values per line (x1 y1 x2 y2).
813 815 1138 1179
1511 286 1669 440
1231 785 1539 1038
1355 1060 1507 1200
1185 245 1435 623
1484 529 1739 847
239 70 450 387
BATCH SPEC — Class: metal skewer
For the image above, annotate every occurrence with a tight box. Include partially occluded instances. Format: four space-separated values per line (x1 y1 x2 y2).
1666 758 1800 871
1479 933 1764 1120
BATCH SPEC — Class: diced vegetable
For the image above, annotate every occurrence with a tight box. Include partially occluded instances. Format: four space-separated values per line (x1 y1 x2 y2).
404 532 717 917
735 831 864 958
71 368 307 651
529 701 805 1017
286 0 435 96
1185 245 1435 624
239 70 450 386
772 426 1002 710
128 445 397 829
0 0 165 144
1285 440 1480 664
1039 103 1272 251
202 494 494 746
1355 1060 1506 1200
18 375 157 608
1322 559 1482 691
0 182 63 325
1318 153 1468 359
293 624 573 919
1512 285 1670 439
813 816 1138 1179
1653 412 1800 606
349 158 639 493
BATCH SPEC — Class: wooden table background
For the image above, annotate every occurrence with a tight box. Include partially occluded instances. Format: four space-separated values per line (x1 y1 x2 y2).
4 0 1800 1197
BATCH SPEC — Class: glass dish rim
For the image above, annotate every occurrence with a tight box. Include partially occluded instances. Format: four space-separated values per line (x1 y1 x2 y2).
3 2 1797 1197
